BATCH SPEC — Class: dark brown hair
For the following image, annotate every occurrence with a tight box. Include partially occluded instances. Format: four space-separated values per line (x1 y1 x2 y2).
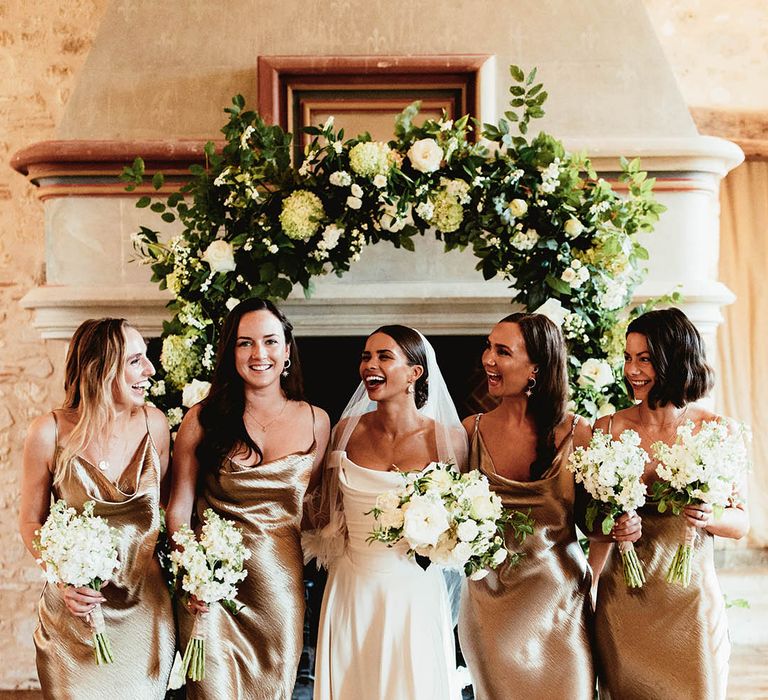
625 307 714 409
370 325 429 409
197 298 304 469
499 312 568 480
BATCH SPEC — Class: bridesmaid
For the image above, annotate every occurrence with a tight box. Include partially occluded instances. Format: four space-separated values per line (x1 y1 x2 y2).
167 298 330 699
458 312 604 699
19 318 175 699
591 308 748 700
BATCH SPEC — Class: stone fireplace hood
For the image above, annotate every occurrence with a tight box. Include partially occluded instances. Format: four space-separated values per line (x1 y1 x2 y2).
12 0 743 340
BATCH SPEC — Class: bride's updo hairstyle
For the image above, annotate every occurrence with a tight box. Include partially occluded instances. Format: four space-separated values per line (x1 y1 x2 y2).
625 308 714 409
371 325 429 409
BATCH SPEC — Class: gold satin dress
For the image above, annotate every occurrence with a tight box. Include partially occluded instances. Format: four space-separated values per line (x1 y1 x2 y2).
179 436 316 700
459 415 596 700
34 410 175 700
594 505 730 699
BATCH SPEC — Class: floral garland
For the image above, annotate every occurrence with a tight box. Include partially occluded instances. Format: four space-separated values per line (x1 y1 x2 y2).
123 65 666 427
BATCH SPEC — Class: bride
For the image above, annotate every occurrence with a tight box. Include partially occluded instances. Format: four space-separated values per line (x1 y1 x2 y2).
305 325 467 700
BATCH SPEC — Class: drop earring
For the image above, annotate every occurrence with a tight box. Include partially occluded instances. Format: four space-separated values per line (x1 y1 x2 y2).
281 358 292 378
525 376 537 398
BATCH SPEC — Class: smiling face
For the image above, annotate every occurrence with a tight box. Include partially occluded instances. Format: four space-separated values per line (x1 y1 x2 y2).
624 331 656 400
234 310 290 389
359 332 422 402
482 322 537 398
113 325 154 408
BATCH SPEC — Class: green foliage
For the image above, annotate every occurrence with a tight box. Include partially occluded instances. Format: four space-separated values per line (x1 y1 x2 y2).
126 67 668 422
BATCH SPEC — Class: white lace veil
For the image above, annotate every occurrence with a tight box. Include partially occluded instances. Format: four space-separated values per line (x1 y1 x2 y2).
303 328 469 573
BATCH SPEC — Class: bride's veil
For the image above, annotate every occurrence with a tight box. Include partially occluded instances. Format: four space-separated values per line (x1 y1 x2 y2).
303 328 469 582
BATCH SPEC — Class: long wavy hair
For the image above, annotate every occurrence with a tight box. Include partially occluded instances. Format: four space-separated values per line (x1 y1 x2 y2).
499 312 569 480
196 298 304 471
625 308 714 408
369 325 429 409
59 317 130 481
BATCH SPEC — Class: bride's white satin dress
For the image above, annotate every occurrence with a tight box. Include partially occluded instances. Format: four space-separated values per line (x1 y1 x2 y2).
313 452 460 700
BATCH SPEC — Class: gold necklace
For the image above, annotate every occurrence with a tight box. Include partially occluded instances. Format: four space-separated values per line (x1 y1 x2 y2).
245 399 289 432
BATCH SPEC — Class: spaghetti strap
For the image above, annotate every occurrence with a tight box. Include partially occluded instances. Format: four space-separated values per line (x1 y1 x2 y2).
142 405 150 435
309 403 316 437
608 415 614 435
473 413 483 438
50 411 59 450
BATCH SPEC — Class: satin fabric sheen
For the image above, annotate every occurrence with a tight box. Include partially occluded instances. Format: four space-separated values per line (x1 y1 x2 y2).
178 444 315 700
594 506 730 699
459 416 596 700
35 413 175 699
313 453 459 700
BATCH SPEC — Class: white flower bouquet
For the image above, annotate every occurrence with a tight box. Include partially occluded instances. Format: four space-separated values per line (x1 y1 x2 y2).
34 500 121 665
568 429 649 588
367 463 534 580
651 419 750 587
170 508 250 681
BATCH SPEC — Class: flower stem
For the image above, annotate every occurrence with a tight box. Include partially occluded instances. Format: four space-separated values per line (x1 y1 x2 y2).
666 524 696 587
618 541 645 588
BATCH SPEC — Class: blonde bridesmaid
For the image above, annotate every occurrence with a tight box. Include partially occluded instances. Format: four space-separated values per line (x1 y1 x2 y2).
458 312 605 699
591 308 748 700
167 298 330 699
19 318 175 699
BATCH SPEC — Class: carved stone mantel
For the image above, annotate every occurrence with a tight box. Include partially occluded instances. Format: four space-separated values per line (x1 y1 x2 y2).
13 134 742 341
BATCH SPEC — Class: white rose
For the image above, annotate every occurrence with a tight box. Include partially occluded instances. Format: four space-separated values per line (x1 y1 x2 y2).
201 240 236 273
457 519 480 543
350 183 363 198
425 467 454 495
225 297 240 311
508 199 528 218
534 298 567 327
402 495 450 548
492 547 508 566
577 358 615 391
469 568 490 581
561 267 577 285
373 174 388 188
346 196 362 210
564 217 584 238
469 494 497 521
182 379 211 408
407 138 443 173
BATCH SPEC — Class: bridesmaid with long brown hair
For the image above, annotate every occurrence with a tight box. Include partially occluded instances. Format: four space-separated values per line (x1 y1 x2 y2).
458 312 624 699
591 308 748 700
19 318 175 698
167 298 330 699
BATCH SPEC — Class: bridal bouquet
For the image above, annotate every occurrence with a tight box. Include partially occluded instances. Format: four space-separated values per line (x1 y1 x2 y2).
567 429 649 588
651 419 750 587
35 499 121 665
367 463 534 580
170 509 250 682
